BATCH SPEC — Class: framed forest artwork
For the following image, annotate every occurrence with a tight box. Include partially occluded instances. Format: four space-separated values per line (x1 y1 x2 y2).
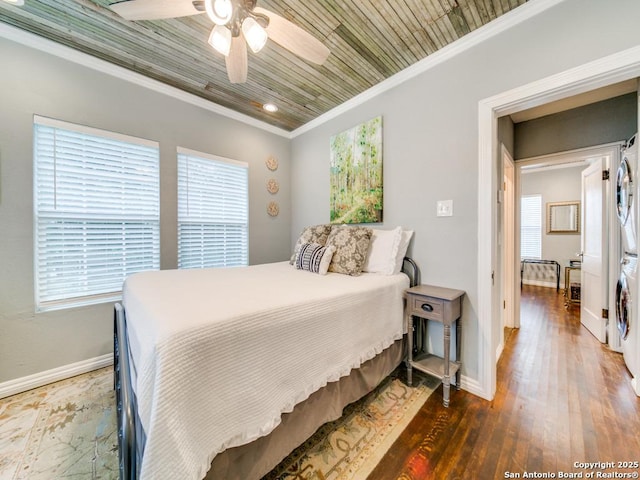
329 116 383 224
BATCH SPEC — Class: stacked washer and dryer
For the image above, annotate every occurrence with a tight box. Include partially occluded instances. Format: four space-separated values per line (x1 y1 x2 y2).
615 133 640 396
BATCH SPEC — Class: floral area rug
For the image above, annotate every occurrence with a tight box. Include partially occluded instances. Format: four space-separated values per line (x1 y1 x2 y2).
0 367 437 480
0 367 117 480
264 371 439 480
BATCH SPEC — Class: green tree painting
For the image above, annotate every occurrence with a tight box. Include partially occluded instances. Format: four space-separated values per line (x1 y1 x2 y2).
330 116 383 224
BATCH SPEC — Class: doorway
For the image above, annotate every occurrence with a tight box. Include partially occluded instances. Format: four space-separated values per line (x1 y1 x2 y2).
512 144 623 351
477 47 640 401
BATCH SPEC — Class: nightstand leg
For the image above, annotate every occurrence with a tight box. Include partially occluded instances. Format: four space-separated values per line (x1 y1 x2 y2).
456 319 461 390
443 382 450 407
406 314 413 386
443 323 451 407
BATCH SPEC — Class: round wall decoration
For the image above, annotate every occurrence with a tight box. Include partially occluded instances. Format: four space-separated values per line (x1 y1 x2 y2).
265 155 278 171
266 178 279 194
267 201 279 217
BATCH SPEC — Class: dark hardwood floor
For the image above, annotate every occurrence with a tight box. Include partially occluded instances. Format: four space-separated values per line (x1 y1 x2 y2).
368 285 640 479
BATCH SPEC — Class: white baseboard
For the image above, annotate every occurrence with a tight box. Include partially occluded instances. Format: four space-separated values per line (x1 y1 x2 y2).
496 342 505 362
632 376 640 397
521 279 557 289
460 374 486 399
0 354 113 399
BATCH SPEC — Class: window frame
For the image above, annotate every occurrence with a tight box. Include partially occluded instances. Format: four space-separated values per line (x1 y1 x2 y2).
177 147 249 270
520 193 542 260
33 115 160 311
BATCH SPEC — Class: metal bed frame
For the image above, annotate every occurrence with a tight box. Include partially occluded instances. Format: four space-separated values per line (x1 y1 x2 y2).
114 302 141 480
114 257 419 480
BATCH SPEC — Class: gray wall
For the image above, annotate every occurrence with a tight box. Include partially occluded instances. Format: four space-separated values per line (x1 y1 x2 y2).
0 38 291 383
498 116 515 156
520 165 584 285
515 92 638 285
515 93 637 159
290 0 640 384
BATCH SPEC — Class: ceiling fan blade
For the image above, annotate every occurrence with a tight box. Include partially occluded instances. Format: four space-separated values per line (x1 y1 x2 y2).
110 0 203 21
226 36 248 83
254 7 329 65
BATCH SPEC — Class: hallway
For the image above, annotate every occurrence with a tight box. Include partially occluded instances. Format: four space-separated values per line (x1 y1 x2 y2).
369 285 640 479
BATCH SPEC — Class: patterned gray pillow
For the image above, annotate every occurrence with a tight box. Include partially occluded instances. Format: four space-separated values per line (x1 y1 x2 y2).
325 225 373 276
290 224 333 264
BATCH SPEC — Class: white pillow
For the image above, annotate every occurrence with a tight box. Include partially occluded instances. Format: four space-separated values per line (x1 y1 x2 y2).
363 227 403 275
392 230 414 274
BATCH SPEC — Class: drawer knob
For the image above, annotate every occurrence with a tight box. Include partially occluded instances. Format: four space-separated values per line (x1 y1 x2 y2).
421 303 434 312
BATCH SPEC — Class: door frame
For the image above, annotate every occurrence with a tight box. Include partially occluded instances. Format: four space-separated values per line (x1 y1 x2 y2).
477 45 640 401
514 144 620 338
496 145 516 362
501 145 516 334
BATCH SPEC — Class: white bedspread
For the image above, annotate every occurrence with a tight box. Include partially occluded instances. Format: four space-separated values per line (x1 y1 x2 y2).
122 261 409 480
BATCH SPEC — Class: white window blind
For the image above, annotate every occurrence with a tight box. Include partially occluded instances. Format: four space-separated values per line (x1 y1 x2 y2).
521 194 542 259
177 148 248 269
34 116 160 310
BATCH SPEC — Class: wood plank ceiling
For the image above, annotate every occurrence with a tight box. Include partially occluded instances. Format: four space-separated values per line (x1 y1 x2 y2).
0 0 527 131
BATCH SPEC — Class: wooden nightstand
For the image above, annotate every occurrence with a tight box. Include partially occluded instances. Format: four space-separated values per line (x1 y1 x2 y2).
405 284 465 407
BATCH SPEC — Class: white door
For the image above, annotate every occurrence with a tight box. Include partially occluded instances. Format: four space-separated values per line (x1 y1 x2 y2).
581 158 608 342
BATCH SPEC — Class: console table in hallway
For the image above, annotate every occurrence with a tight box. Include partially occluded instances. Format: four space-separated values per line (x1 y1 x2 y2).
564 263 581 307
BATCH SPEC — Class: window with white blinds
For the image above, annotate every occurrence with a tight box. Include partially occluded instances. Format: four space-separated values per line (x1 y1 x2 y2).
34 116 160 310
177 148 248 269
521 194 542 259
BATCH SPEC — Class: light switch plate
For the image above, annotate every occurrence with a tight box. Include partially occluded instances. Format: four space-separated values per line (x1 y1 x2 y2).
437 200 453 217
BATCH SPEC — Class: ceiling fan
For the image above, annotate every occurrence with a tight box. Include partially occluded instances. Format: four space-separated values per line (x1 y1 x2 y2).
109 0 330 83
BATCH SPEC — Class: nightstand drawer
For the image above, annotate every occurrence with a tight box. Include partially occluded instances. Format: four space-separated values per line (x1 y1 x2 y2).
410 296 443 321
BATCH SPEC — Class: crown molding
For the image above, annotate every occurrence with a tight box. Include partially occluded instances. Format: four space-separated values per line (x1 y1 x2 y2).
0 22 291 138
0 0 562 140
290 0 564 138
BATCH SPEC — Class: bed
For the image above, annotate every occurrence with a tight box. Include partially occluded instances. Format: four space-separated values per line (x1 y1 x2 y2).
114 255 418 480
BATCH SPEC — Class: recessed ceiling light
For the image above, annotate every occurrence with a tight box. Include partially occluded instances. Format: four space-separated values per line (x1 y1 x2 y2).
263 103 278 113
2 0 24 5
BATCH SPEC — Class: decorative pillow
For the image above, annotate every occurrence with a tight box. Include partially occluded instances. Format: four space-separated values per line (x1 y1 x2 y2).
325 225 373 276
363 226 403 275
392 230 414 274
295 243 336 275
290 224 333 264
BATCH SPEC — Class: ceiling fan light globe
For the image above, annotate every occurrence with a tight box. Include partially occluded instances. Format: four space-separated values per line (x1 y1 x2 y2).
242 17 268 54
208 25 231 56
205 0 232 26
